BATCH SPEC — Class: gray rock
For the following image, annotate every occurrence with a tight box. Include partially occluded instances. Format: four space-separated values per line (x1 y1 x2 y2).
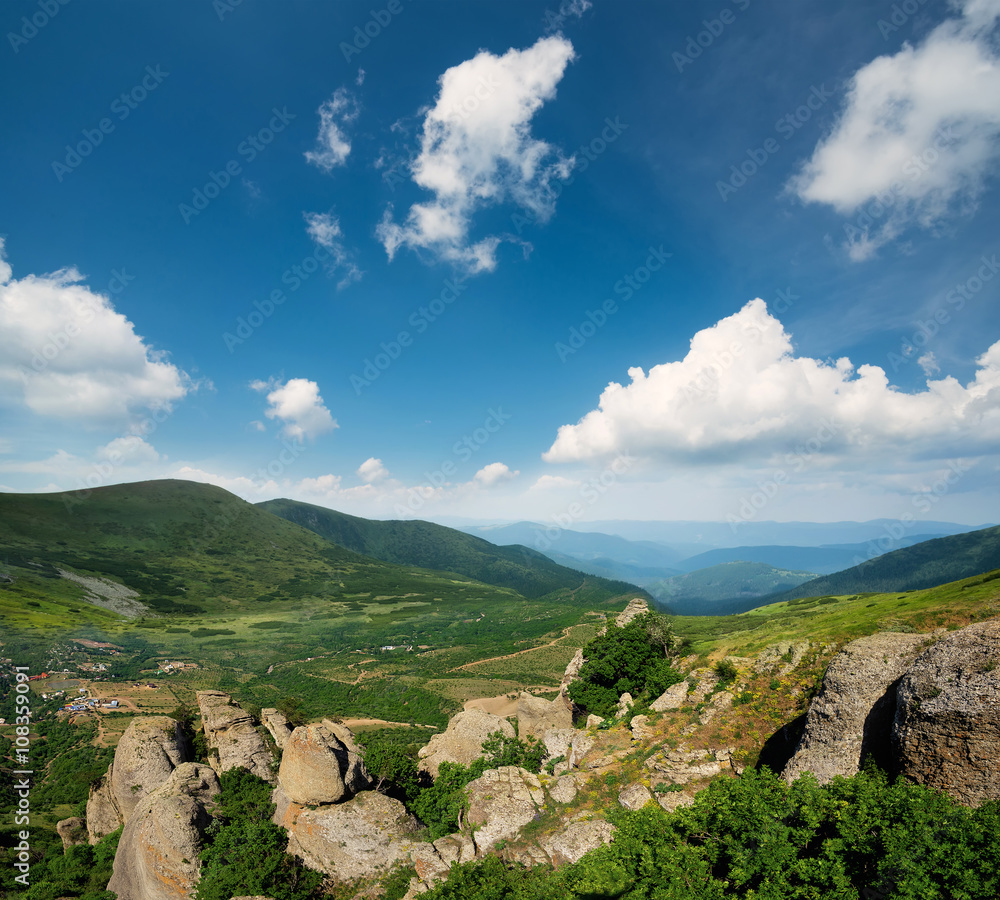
196 691 275 784
894 620 1000 806
111 717 191 822
541 727 576 759
418 708 515 778
540 819 616 866
615 693 634 718
618 783 654 810
783 631 928 784
548 774 578 804
107 763 219 900
615 598 650 627
630 714 653 741
645 746 722 784
585 714 604 729
465 766 545 853
561 649 585 694
650 682 688 712
517 691 572 739
261 708 293 749
56 817 87 850
278 723 371 806
87 774 123 844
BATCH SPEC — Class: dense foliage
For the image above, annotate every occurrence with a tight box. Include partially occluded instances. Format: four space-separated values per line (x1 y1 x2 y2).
9 829 120 900
195 768 321 900
568 612 685 717
419 767 1000 900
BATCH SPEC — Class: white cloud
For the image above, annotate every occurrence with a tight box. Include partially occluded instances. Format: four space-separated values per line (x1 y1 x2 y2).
473 461 519 487
376 34 576 274
918 351 941 376
790 1 1000 259
529 474 581 490
303 210 362 288
544 0 592 31
251 377 337 441
544 298 1000 465
357 457 389 483
96 436 161 465
0 240 191 424
305 87 359 171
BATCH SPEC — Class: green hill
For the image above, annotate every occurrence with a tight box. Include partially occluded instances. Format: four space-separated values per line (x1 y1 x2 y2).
769 525 1000 602
257 498 646 601
646 561 819 615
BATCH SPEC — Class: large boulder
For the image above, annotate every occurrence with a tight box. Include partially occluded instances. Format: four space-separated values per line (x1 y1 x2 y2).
86 775 123 844
517 692 572 739
465 766 545 853
418 708 515 778
56 817 88 850
540 818 616 866
276 790 422 880
107 763 219 900
111 717 191 822
893 620 1000 806
260 708 293 749
615 598 650 627
783 632 928 784
196 691 275 784
278 723 371 806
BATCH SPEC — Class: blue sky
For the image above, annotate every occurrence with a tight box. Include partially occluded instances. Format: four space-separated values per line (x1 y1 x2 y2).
1 0 999 528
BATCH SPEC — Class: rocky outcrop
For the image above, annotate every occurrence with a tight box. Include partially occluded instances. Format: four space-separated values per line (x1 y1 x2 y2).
277 790 422 880
539 818 616 866
417 708 515 778
517 691 572 739
893 620 1000 806
618 783 653 810
261 708 293 749
650 681 688 712
560 648 585 695
57 817 87 849
630 715 653 742
278 723 371 806
615 598 650 627
755 640 812 676
107 763 219 900
645 745 727 786
87 716 192 844
614 693 634 717
783 632 928 784
465 766 545 853
196 691 275 784
548 774 578 804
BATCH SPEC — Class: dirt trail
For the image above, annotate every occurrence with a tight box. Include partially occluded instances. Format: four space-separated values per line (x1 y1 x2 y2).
447 625 576 673
340 717 435 730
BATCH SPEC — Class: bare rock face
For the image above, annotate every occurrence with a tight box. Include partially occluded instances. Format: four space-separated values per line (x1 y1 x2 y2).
322 718 363 754
278 723 371 806
87 775 123 844
540 818 616 866
630 714 653 742
57 817 88 849
645 746 722 785
107 763 219 900
517 691 572 739
783 632 929 784
277 790 422 881
615 598 650 627
618 783 653 810
893 620 1000 806
261 708 293 749
650 681 688 712
417 708 515 778
112 717 191 822
615 693 634 718
548 774 578 804
560 648 585 695
755 640 811 676
197 691 275 784
465 766 545 853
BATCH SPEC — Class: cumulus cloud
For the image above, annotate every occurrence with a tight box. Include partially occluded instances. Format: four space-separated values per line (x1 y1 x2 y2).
96 436 161 465
544 298 1000 465
0 240 191 424
529 474 581 490
305 87 359 171
473 461 519 487
357 457 389 483
789 0 1000 259
251 377 337 441
376 34 576 274
304 210 362 288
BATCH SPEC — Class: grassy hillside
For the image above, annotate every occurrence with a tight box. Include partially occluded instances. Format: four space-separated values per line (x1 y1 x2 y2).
769 525 1000 601
257 498 647 601
646 561 819 615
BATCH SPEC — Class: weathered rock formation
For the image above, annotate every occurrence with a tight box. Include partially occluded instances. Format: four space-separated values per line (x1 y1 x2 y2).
539 818 616 866
56 817 87 850
782 632 929 784
417 708 515 778
278 723 371 805
517 691 572 739
465 766 545 853
261 708 293 749
615 598 650 627
107 763 219 900
893 620 1000 806
618 783 653 810
87 716 192 843
196 690 275 784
